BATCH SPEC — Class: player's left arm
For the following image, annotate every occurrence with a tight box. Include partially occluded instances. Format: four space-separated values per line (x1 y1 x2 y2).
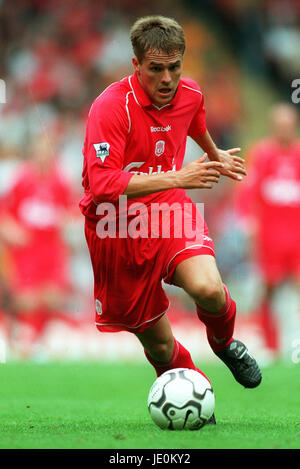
192 130 247 182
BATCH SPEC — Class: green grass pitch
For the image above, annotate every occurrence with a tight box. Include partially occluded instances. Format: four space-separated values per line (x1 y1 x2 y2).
0 360 299 449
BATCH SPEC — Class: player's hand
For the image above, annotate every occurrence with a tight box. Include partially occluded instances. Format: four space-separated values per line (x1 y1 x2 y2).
215 148 247 181
176 154 224 189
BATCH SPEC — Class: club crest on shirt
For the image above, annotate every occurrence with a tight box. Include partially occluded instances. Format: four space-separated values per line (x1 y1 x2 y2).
155 140 165 157
93 142 110 163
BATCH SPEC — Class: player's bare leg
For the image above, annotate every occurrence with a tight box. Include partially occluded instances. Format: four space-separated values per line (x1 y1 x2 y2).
173 255 225 312
136 314 174 364
135 314 209 381
173 255 262 388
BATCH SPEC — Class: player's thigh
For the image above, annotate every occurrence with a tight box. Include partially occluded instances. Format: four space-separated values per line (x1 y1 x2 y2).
173 254 225 305
135 314 174 356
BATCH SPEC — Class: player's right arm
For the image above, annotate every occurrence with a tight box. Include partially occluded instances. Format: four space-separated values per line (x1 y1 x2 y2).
83 91 134 203
124 154 224 198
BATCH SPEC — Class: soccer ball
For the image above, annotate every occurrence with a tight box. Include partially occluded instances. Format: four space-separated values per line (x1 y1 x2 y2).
147 368 215 430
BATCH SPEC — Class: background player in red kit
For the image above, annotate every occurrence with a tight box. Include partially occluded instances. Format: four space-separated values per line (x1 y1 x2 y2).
80 16 262 402
1 133 74 356
236 103 300 359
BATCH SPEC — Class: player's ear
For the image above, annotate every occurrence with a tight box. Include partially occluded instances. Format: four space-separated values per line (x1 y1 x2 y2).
132 56 140 72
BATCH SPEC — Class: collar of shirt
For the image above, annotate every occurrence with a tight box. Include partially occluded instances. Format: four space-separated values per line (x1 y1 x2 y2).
129 71 183 110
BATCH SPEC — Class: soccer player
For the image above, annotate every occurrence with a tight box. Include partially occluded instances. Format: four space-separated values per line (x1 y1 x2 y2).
236 103 300 359
1 133 74 356
80 16 262 397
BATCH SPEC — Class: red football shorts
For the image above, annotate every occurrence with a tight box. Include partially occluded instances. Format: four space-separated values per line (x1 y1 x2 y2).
256 232 300 286
84 200 215 334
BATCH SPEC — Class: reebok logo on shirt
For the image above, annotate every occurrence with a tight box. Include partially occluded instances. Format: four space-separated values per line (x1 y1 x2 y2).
93 142 110 163
150 125 171 132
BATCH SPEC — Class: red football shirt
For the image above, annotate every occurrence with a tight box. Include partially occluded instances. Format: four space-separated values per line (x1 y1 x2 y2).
4 162 72 290
79 71 207 220
237 138 300 241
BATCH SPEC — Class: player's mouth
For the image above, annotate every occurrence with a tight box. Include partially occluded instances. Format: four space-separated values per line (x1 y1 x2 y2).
157 87 173 98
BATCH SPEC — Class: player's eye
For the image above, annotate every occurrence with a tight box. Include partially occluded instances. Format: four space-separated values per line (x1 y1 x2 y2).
169 64 180 71
150 66 162 72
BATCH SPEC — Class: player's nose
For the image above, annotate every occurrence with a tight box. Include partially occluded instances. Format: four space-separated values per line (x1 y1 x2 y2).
161 68 172 84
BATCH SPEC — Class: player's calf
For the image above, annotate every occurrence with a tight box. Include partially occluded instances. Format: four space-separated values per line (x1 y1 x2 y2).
144 337 209 381
143 337 175 364
196 284 236 353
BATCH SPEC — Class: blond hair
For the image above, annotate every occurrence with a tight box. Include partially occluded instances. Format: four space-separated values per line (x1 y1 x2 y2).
130 15 185 63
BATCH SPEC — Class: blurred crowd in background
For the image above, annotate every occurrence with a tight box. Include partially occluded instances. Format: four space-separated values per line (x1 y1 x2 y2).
0 0 299 361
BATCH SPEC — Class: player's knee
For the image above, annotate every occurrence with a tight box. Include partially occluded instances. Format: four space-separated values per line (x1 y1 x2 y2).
187 280 225 312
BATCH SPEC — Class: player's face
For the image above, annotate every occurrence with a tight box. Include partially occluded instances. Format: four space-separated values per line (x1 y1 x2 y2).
30 136 54 171
133 49 183 107
270 106 298 143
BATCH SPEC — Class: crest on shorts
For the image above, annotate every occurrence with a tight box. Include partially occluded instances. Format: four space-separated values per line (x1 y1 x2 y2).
155 140 165 157
93 142 110 163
